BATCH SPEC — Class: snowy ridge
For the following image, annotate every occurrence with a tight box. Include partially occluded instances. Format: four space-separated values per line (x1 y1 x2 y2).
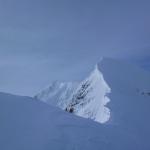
2 92 150 150
66 65 111 123
35 64 111 123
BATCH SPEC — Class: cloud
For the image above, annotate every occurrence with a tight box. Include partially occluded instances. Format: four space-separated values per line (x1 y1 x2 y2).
0 0 150 95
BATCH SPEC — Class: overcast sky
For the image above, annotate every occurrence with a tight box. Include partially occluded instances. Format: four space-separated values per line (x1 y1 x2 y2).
0 0 150 96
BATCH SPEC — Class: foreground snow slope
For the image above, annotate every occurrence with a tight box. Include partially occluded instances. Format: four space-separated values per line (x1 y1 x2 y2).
1 91 150 150
35 65 111 123
0 92 103 150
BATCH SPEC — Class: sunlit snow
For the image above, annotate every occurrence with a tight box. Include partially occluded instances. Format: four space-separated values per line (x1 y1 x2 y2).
67 64 111 123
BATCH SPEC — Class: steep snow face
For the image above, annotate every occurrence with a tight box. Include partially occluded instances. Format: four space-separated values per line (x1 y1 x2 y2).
35 81 78 109
66 65 111 123
35 66 111 124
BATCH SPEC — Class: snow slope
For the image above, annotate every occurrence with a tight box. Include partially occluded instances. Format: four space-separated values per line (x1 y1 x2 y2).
35 66 111 123
1 91 150 150
35 81 78 109
66 65 111 123
1 58 150 149
0 92 103 150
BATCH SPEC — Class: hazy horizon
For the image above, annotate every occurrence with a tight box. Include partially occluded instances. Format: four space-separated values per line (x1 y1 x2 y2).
0 0 150 96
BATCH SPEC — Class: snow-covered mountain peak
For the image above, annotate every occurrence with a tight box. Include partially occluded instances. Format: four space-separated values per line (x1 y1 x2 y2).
35 58 150 124
88 64 102 82
35 63 111 123
66 64 111 123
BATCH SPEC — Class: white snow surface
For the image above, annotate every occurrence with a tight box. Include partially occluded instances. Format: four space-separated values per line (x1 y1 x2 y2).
67 65 111 123
35 64 111 123
0 88 150 150
35 81 78 109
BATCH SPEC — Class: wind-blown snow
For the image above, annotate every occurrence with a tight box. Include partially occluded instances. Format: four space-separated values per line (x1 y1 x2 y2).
66 65 111 123
1 89 150 150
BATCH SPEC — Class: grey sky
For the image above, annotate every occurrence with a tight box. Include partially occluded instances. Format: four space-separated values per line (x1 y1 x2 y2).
0 0 150 96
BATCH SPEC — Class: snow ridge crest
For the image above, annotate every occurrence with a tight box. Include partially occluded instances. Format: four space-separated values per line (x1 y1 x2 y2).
66 64 111 123
35 62 111 123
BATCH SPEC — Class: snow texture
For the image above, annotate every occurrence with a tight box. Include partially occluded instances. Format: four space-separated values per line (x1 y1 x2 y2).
35 58 150 126
35 81 78 109
35 65 111 123
66 65 111 123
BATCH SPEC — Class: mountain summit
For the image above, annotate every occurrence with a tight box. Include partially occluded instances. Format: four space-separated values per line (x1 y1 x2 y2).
66 64 111 123
35 61 111 123
35 58 150 125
